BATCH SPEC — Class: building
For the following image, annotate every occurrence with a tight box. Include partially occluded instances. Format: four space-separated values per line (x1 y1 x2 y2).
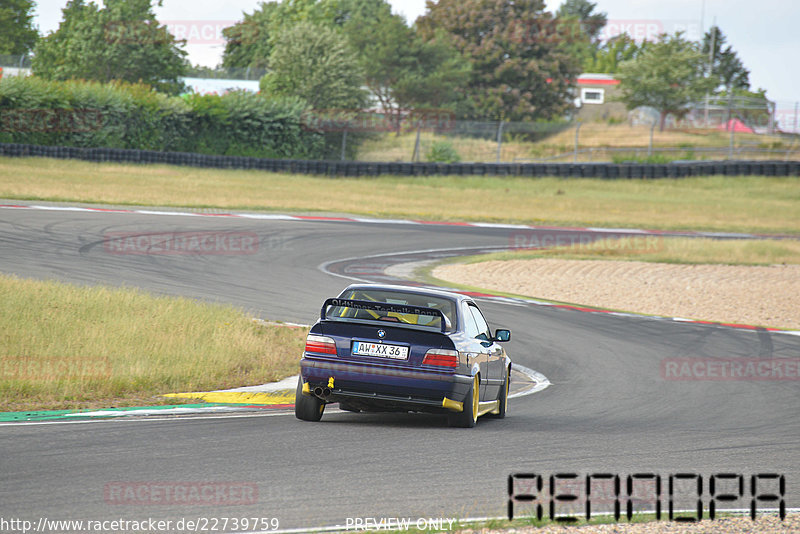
573 73 627 122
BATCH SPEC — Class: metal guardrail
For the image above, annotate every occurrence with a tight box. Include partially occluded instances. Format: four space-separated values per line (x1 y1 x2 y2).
0 142 798 178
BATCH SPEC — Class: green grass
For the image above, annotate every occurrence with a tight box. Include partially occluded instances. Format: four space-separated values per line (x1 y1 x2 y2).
0 274 307 411
463 237 800 266
1 156 798 234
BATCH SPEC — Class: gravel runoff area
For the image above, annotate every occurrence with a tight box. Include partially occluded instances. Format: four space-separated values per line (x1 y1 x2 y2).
454 514 797 534
433 260 800 330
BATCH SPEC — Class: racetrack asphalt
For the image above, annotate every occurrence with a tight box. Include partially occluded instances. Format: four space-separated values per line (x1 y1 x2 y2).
0 204 797 531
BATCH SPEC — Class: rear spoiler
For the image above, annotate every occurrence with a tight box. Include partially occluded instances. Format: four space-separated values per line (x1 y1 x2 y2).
321 298 448 333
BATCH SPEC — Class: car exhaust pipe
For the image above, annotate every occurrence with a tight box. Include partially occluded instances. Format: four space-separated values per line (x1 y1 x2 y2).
313 387 332 398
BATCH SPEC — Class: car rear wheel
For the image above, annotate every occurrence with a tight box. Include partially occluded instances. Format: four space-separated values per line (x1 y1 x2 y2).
488 366 509 419
448 374 479 428
295 377 325 422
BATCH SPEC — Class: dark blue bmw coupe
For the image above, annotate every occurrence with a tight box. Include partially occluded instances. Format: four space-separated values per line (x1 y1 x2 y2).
296 284 512 427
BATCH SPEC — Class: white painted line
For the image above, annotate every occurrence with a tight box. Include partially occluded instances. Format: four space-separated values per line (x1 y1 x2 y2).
5 203 780 241
62 405 259 417
259 508 799 534
351 217 420 225
509 363 551 398
470 222 534 229
587 226 649 234
0 410 294 427
236 213 297 220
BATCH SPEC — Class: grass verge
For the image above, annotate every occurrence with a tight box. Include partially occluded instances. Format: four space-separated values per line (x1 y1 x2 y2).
1 156 799 234
459 237 800 266
0 274 307 412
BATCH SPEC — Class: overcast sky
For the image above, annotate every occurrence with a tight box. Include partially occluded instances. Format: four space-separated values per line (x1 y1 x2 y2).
32 0 800 106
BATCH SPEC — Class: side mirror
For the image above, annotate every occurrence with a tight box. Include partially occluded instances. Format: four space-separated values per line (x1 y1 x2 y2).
493 329 511 342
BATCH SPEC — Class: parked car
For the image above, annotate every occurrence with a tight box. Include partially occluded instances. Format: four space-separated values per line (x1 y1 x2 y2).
296 284 512 427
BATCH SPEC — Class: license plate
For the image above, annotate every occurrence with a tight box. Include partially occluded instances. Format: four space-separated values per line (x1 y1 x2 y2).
352 341 409 360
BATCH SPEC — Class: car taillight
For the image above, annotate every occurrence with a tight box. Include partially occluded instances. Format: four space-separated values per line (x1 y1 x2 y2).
305 334 337 355
423 349 458 368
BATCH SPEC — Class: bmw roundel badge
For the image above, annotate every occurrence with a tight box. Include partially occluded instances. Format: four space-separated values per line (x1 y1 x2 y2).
377 329 386 339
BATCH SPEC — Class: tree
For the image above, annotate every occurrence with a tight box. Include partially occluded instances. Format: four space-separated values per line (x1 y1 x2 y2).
221 2 276 69
702 26 750 93
259 22 367 110
0 0 38 55
32 0 187 93
583 34 642 73
417 0 583 121
617 32 715 130
557 0 607 43
340 0 469 120
222 0 340 69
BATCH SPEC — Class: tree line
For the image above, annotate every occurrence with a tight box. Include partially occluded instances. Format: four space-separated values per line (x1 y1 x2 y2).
3 0 758 129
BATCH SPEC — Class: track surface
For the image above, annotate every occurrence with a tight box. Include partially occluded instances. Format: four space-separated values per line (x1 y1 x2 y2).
0 206 798 531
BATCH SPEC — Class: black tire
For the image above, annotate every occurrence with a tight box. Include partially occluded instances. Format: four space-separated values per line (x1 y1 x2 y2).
488 366 510 419
448 374 479 428
295 377 325 422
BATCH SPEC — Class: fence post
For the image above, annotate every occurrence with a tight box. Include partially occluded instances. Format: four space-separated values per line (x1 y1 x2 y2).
727 92 735 160
795 102 799 134
496 121 504 163
573 122 581 163
411 122 422 162
649 121 656 157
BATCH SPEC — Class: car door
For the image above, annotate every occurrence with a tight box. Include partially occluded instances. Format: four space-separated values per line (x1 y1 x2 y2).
468 303 505 400
463 302 493 400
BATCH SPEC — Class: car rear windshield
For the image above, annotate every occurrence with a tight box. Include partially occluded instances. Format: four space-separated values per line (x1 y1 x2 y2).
327 289 456 331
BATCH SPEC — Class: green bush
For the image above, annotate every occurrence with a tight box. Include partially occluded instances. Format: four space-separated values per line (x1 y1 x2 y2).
427 140 461 163
611 153 673 164
0 77 326 159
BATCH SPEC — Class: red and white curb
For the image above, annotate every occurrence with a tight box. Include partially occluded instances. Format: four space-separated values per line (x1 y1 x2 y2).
1 202 795 240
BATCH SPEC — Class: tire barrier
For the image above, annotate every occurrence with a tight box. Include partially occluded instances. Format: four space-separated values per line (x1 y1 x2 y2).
1 142 798 178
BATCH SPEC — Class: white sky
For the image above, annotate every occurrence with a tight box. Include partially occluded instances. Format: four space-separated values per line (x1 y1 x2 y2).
32 0 800 105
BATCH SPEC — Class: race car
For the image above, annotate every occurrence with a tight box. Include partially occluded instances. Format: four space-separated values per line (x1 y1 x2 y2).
296 284 512 427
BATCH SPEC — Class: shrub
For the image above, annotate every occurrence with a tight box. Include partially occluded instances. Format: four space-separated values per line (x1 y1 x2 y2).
0 77 326 159
427 140 461 163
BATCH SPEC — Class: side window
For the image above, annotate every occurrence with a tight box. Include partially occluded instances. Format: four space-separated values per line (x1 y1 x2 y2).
462 303 481 338
468 304 491 341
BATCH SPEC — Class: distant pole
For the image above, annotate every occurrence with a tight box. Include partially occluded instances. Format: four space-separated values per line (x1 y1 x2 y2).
649 121 656 156
340 129 347 161
704 18 716 127
574 122 581 163
795 102 799 134
496 121 504 163
728 92 735 159
412 122 422 162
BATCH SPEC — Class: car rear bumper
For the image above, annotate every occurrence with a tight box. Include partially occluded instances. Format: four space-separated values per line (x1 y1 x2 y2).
300 356 473 413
